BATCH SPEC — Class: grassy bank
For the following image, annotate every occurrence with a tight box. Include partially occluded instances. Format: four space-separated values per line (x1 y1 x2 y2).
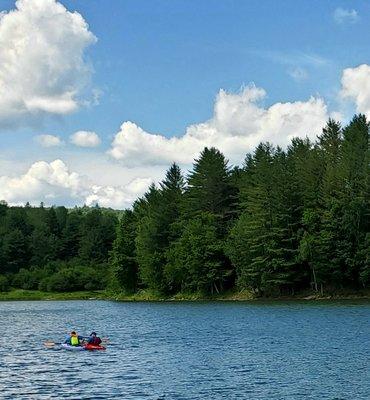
111 288 370 302
0 289 107 301
1 288 370 301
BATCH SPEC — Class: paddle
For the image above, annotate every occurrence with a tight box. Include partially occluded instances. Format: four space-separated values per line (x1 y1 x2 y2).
44 337 109 347
44 341 61 347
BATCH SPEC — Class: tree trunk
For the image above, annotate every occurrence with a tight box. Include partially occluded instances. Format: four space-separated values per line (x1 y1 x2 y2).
311 263 318 292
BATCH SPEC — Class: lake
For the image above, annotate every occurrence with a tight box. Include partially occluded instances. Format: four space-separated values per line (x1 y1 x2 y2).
0 300 369 399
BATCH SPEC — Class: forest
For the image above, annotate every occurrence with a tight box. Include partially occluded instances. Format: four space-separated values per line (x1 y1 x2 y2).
0 115 368 297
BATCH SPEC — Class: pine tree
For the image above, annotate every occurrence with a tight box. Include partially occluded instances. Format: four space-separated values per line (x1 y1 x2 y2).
30 224 58 266
315 119 344 287
79 209 117 263
227 143 304 294
159 163 185 244
60 211 82 260
46 207 60 236
185 147 234 233
339 115 369 285
2 229 29 273
110 210 138 292
135 165 185 293
166 212 228 294
135 184 165 291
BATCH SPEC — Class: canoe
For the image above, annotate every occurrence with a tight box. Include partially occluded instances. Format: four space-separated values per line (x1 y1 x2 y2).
60 343 85 351
84 344 106 351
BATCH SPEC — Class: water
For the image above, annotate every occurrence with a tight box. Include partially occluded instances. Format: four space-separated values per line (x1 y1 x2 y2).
0 300 369 399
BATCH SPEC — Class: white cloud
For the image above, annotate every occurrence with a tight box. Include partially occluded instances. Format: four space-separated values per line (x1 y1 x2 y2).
0 159 152 209
109 85 329 166
70 130 101 147
254 50 329 68
333 8 359 24
85 177 153 209
288 67 308 82
340 64 370 118
35 134 63 147
0 160 83 205
0 0 96 129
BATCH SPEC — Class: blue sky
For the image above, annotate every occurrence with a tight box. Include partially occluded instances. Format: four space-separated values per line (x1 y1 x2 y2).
0 0 369 207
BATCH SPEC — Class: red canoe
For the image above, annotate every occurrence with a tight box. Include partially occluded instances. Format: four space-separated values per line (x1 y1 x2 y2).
84 344 106 351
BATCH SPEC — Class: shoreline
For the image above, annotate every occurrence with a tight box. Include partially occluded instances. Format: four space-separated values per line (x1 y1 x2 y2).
1 288 370 302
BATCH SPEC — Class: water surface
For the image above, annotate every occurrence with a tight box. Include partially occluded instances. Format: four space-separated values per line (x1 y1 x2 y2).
0 300 369 399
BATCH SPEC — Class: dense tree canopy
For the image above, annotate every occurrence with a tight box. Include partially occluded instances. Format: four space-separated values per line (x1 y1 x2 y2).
0 116 369 296
0 205 118 292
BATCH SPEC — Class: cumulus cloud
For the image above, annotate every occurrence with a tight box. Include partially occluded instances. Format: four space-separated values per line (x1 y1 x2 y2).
340 64 370 118
109 85 329 166
0 0 96 129
35 134 63 147
0 160 83 205
333 8 359 24
85 177 153 209
0 159 152 209
70 130 101 147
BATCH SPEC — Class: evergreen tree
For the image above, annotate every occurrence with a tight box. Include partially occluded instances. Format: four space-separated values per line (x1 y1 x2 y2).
2 229 29 273
79 209 117 263
60 211 82 260
0 116 368 296
314 119 344 287
55 206 68 233
110 210 138 292
159 163 185 244
227 143 274 293
30 224 58 266
46 207 60 236
166 212 229 294
339 115 369 284
135 185 165 291
185 147 234 232
135 164 185 293
228 143 304 294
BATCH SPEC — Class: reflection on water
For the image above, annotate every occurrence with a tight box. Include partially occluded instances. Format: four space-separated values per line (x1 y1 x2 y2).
0 300 370 399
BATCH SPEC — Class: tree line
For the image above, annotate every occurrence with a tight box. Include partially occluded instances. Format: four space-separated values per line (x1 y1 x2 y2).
0 115 369 296
0 204 117 292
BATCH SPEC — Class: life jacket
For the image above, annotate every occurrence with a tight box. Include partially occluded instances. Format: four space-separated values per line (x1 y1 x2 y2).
90 337 102 345
71 335 80 346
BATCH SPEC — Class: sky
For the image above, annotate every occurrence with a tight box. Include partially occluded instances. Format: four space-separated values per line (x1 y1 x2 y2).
0 0 369 208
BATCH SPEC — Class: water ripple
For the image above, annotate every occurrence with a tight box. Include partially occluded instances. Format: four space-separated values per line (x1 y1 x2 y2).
1 300 370 399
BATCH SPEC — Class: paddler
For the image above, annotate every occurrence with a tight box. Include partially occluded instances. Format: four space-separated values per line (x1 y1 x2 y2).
87 332 102 346
65 331 84 346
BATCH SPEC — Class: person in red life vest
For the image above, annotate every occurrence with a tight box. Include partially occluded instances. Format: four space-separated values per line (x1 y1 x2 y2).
88 332 102 345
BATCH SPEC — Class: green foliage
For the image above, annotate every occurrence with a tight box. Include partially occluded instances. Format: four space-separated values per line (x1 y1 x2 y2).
79 208 117 263
0 115 368 296
184 147 236 232
0 205 117 292
166 212 231 294
133 164 185 293
227 144 303 295
39 265 106 292
110 210 138 292
2 229 29 273
10 261 108 292
60 211 82 260
0 275 9 292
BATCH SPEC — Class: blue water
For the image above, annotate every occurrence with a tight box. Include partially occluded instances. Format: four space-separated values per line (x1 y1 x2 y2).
0 300 369 399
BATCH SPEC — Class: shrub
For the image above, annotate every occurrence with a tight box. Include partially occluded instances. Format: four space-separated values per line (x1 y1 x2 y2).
0 275 9 292
12 261 108 292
